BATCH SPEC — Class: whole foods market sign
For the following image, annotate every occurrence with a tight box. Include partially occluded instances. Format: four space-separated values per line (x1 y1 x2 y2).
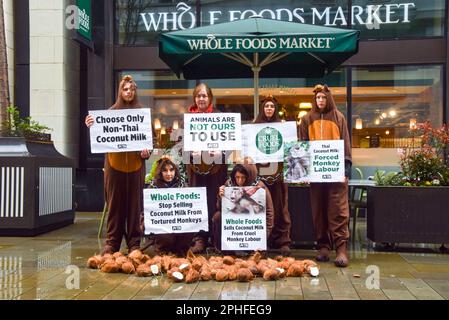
139 1 416 32
186 35 336 52
76 0 92 40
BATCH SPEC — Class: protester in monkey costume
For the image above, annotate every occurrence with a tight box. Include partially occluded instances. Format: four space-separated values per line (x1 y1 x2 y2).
186 83 229 253
299 84 352 267
85 75 151 254
212 158 274 252
254 95 292 254
142 157 194 256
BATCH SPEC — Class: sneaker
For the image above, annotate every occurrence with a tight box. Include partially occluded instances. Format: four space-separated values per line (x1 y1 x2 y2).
315 247 330 262
190 238 207 254
279 245 291 256
334 244 349 267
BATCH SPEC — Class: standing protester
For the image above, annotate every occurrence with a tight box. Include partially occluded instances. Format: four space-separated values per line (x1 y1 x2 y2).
85 75 151 254
212 159 274 252
254 95 292 254
186 83 228 253
142 157 194 256
299 84 352 267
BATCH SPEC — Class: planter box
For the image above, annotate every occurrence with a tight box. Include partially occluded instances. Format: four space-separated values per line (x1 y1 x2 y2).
367 186 449 244
0 137 75 236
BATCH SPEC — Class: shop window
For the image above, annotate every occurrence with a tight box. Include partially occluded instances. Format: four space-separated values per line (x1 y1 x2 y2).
116 70 196 148
115 0 445 45
352 0 445 40
350 65 443 175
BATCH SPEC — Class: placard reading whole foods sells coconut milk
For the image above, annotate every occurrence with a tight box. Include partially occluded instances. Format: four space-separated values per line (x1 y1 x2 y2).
221 187 267 251
143 187 208 234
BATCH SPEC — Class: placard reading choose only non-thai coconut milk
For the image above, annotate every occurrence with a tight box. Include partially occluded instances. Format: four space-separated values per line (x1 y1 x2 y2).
89 108 152 153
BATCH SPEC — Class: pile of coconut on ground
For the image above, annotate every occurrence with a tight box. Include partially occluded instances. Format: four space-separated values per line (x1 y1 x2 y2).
86 250 319 283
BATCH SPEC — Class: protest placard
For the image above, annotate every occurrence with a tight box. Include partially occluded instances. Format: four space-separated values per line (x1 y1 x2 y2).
242 121 297 163
221 187 267 251
143 187 208 234
89 108 152 153
183 113 242 151
284 140 345 183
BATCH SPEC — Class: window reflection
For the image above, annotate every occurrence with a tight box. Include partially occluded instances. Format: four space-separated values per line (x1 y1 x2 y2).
351 65 443 149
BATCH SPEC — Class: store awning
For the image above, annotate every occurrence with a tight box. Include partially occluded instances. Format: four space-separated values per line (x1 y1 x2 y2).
159 17 360 113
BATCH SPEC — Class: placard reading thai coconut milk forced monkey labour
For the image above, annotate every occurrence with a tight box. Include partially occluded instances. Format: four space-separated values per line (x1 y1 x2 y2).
143 187 208 234
183 113 242 151
88 108 153 153
221 187 267 251
284 140 345 183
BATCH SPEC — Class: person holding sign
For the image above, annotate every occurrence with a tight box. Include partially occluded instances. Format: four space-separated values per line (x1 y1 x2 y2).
298 84 352 267
85 75 151 255
141 157 194 256
213 159 274 252
254 95 292 255
186 83 228 253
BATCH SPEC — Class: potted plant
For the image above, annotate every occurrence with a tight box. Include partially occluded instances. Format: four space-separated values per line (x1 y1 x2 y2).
1 105 52 142
367 122 449 245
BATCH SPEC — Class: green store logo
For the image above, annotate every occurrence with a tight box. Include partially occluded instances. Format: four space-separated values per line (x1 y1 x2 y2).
256 127 283 155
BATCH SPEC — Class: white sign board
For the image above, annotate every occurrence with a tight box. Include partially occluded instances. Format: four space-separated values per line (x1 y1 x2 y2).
284 140 345 183
242 121 297 163
221 187 267 251
183 113 242 151
143 187 208 234
89 108 153 153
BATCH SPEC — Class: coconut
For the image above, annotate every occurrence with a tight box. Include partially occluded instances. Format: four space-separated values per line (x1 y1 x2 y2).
121 261 136 274
286 263 305 277
200 267 213 281
112 252 124 259
136 264 152 277
86 255 102 269
128 249 143 261
223 256 235 265
236 268 254 282
263 269 279 281
215 269 229 282
100 261 120 273
185 268 200 284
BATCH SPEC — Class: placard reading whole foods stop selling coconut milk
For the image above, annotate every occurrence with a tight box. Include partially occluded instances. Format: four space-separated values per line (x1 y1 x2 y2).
143 187 208 234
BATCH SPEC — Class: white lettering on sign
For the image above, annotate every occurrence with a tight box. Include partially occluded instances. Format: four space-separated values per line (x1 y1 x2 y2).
186 35 335 51
138 2 417 32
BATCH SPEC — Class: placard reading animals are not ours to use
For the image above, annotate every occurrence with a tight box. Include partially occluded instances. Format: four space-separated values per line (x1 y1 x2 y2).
143 188 208 234
183 113 242 151
88 108 153 153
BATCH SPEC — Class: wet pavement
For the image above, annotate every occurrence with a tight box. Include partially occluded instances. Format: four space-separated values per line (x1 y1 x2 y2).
0 212 448 300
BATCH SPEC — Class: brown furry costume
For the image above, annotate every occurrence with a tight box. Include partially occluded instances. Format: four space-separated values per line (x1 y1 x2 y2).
142 158 193 256
102 76 148 254
254 96 292 250
298 84 352 266
212 162 274 251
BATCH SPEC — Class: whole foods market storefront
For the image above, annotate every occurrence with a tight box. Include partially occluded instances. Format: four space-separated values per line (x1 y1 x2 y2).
78 0 448 210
